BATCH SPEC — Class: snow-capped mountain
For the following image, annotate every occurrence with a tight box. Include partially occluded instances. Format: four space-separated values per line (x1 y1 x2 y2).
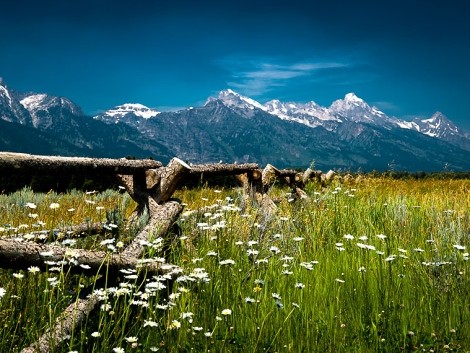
263 99 340 130
0 79 169 159
412 112 460 138
1 78 469 171
92 104 161 135
0 78 32 126
265 99 336 121
213 89 395 130
20 93 84 129
395 111 464 140
210 89 468 142
409 112 470 151
208 89 266 111
328 92 396 128
211 89 340 129
96 103 160 123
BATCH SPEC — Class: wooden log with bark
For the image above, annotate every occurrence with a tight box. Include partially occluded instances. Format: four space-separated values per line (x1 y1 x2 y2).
302 167 315 184
235 171 262 197
233 164 284 215
261 163 280 191
119 159 262 218
20 295 102 353
19 200 183 353
150 158 192 203
121 201 182 258
322 169 336 184
278 168 302 186
0 152 162 174
188 162 259 176
117 158 191 218
0 238 179 277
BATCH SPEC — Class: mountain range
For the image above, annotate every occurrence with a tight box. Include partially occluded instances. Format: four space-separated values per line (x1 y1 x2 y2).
1 78 469 171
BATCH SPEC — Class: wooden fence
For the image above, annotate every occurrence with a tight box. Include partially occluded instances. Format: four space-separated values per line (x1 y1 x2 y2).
0 152 333 352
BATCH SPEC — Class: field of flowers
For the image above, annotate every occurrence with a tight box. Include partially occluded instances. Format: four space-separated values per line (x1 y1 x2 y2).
0 177 469 352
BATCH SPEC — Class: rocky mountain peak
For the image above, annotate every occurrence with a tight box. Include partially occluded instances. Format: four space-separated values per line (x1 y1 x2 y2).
328 92 392 127
425 111 453 125
18 93 84 129
344 92 365 104
0 80 33 126
413 111 460 138
216 89 266 111
329 92 369 112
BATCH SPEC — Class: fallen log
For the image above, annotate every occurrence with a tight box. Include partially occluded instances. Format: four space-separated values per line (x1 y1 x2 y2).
20 200 183 353
0 238 176 276
291 187 309 201
0 152 162 174
20 294 101 353
119 160 260 218
234 164 285 216
0 201 182 275
121 200 183 258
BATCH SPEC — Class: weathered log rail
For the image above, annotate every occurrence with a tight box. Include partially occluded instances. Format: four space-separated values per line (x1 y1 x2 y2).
0 152 163 173
0 152 333 352
189 162 260 176
0 202 182 277
18 200 183 353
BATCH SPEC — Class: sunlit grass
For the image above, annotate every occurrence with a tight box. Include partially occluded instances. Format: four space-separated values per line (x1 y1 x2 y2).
0 178 469 352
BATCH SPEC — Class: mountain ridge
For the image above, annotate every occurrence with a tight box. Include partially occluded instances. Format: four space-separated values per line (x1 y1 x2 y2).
1 78 469 171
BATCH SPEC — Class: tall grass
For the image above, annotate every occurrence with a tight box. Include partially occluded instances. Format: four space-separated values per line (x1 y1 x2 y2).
0 178 469 352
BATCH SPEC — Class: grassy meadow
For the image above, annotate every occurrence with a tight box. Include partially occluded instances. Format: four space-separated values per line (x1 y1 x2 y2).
0 176 469 352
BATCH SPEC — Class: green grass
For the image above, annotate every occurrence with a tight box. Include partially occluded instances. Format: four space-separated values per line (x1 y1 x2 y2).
0 178 469 352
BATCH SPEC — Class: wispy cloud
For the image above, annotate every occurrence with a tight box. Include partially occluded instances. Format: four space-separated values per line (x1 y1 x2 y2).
219 57 348 96
372 101 400 111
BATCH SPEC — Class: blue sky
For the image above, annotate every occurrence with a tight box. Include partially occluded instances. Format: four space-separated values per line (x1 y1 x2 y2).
1 0 469 129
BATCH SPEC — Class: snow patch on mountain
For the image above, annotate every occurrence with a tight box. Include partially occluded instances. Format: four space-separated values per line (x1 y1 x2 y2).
263 100 291 120
20 94 49 110
330 93 368 112
0 84 13 105
395 120 420 130
344 92 365 104
102 103 160 120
